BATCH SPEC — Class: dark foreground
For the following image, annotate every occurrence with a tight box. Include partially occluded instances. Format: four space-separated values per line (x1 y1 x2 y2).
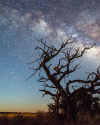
0 111 100 125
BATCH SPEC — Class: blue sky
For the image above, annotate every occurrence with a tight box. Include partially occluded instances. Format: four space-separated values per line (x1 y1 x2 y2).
0 0 100 112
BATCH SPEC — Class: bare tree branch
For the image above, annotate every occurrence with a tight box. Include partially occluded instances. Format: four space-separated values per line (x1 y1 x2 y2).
39 89 56 97
42 83 56 89
27 36 98 119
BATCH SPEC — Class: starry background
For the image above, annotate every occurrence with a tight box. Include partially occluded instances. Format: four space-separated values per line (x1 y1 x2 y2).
0 0 100 113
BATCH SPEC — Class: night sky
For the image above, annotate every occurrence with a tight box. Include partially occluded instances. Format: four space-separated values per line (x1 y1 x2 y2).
0 0 100 112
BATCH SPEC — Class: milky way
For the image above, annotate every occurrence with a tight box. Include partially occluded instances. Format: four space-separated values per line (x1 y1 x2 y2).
0 0 100 112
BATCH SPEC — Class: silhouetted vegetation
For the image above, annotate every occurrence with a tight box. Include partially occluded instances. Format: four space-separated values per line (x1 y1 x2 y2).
0 111 100 125
27 36 100 122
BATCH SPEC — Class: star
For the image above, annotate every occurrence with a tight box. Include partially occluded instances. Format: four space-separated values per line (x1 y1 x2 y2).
0 0 100 112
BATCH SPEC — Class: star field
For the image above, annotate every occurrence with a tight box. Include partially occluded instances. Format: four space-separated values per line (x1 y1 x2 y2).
0 0 100 112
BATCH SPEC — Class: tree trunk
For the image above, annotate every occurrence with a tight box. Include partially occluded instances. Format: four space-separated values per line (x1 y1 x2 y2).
42 64 76 119
58 87 76 119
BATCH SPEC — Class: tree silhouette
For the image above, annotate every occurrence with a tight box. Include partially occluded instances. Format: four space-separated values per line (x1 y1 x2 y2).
27 36 100 119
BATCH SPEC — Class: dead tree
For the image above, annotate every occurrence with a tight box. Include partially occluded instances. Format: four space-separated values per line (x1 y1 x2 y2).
27 36 100 119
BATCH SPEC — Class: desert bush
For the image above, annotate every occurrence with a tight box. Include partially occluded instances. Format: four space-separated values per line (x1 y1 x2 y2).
0 111 99 125
0 116 10 125
10 115 25 125
34 111 44 125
